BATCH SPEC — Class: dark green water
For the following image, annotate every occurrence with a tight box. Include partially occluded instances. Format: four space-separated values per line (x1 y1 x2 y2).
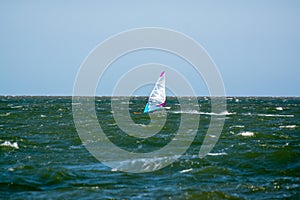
0 96 299 199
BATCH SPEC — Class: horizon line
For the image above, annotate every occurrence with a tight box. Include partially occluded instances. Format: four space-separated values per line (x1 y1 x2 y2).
1 95 300 98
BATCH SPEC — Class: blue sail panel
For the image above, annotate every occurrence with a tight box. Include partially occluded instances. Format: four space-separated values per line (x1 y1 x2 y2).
143 103 149 113
143 103 164 113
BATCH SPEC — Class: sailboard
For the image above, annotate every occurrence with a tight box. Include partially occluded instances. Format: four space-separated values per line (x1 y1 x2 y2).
143 71 166 113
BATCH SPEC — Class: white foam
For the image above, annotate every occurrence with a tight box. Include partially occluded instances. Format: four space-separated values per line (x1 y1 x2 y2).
0 112 11 117
279 125 297 129
136 123 147 127
8 167 14 171
107 155 180 172
107 123 116 126
69 145 84 149
11 105 23 109
40 114 47 118
179 168 193 173
238 131 254 137
230 125 245 128
200 111 235 116
241 112 252 116
173 110 199 114
0 141 19 149
207 152 227 156
276 107 283 111
173 110 235 116
257 114 294 118
71 102 82 105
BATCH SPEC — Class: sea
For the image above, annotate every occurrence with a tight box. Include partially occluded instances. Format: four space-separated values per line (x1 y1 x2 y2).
0 96 299 199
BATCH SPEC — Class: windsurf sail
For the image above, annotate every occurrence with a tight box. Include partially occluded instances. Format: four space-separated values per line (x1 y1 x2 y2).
144 71 166 113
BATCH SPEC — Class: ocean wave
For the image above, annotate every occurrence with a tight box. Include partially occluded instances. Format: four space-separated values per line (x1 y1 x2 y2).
230 125 245 128
173 110 235 116
0 112 11 117
0 141 19 149
257 114 294 117
276 107 283 111
207 152 227 156
238 131 254 137
136 123 147 127
69 145 84 149
71 102 82 105
107 123 117 126
109 155 180 172
179 168 193 173
201 111 235 116
10 105 23 109
279 125 297 129
242 113 294 118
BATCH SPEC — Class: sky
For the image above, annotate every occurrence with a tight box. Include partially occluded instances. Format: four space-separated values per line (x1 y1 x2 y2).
0 0 299 96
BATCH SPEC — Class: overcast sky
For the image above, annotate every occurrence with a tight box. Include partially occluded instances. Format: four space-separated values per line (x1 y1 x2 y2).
1 1 299 96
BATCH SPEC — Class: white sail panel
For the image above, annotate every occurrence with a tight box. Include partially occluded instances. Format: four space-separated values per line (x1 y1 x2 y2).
144 71 166 113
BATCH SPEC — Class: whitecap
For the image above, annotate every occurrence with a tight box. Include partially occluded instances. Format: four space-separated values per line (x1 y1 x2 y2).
200 111 235 116
11 105 23 109
207 152 227 156
257 114 294 117
69 145 84 149
107 155 180 172
241 112 252 116
238 131 254 137
172 110 199 114
0 141 19 149
8 167 14 171
136 123 147 127
179 168 193 173
71 102 82 105
173 110 235 116
0 112 10 117
276 107 283 111
107 123 117 126
40 114 47 118
279 125 297 129
230 125 245 128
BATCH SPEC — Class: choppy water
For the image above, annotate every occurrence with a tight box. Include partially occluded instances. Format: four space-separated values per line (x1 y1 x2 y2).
0 96 299 199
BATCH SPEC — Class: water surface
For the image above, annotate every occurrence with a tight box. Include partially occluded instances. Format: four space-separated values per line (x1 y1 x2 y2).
0 96 299 199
